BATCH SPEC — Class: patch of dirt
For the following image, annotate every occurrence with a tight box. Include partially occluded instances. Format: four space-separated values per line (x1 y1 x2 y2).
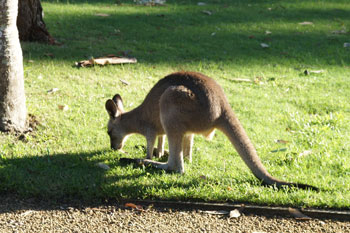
0 196 349 232
16 113 41 142
27 113 40 131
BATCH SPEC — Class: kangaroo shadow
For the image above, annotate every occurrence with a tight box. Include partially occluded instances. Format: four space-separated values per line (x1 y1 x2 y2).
0 149 204 213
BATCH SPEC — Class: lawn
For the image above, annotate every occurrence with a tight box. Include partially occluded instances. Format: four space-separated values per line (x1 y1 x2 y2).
0 0 349 209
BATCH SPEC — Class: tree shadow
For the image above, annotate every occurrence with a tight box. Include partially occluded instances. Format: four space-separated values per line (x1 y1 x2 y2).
21 0 350 67
0 151 105 202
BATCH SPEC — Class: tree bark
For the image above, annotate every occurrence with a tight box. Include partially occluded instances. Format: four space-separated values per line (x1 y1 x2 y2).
17 0 55 44
0 0 27 132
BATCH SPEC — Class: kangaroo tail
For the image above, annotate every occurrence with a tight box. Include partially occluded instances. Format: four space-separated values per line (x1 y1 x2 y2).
217 109 318 191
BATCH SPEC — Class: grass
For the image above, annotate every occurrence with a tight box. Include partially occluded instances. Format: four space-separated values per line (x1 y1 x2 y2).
1 0 350 209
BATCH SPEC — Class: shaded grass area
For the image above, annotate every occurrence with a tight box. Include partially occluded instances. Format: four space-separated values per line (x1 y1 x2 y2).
0 0 349 209
26 0 350 66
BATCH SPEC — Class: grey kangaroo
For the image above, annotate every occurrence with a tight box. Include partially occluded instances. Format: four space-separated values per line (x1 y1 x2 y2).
105 71 317 190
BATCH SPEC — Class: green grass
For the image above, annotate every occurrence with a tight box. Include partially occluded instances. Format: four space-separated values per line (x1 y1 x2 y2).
1 0 350 209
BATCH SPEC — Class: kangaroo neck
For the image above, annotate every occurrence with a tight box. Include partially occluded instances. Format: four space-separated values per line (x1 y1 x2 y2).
121 105 146 135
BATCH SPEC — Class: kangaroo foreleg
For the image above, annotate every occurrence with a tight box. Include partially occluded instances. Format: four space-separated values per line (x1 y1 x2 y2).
183 134 194 163
156 135 166 158
146 132 157 159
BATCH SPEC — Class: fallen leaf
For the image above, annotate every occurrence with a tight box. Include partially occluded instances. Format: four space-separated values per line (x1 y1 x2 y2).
125 203 137 208
21 210 34 216
211 32 216 36
58 105 69 111
113 29 121 36
197 2 206 5
125 203 143 211
343 43 350 48
203 210 229 215
331 29 347 34
202 10 212 15
95 13 110 17
136 0 166 6
28 60 34 63
270 148 287 153
76 56 137 67
120 79 130 85
298 150 312 157
37 74 43 79
288 208 312 220
47 88 59 94
229 209 241 218
260 43 269 48
305 69 325 75
265 30 272 35
231 78 252 82
309 70 324 74
274 139 289 144
199 175 207 180
299 21 313 25
227 186 233 191
96 162 110 170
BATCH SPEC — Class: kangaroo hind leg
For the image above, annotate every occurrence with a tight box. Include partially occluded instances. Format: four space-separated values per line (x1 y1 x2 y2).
159 85 201 173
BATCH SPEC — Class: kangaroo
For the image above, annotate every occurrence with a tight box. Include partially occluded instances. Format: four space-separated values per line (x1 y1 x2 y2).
105 94 198 161
105 71 318 190
106 94 201 162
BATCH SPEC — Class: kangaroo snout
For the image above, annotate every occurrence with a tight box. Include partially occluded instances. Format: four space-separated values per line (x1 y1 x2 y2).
111 143 123 150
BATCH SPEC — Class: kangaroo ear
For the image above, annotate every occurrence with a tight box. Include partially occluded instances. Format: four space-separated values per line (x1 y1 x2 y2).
105 99 119 118
112 94 124 112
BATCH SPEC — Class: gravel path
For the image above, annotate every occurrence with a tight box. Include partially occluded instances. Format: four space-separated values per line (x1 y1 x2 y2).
1 197 349 232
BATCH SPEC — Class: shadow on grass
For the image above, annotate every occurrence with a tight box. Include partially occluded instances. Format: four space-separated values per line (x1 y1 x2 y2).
0 150 205 212
0 151 104 201
22 0 350 67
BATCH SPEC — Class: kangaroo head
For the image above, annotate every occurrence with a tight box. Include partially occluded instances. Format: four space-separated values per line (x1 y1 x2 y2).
105 94 127 150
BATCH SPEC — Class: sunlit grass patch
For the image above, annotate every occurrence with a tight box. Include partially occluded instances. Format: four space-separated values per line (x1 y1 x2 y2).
0 0 349 208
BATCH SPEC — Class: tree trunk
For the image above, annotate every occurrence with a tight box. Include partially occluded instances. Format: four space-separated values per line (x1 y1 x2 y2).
17 0 55 44
0 0 27 132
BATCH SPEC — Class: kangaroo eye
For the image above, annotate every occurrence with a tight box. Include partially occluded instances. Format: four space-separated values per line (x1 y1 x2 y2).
107 130 112 135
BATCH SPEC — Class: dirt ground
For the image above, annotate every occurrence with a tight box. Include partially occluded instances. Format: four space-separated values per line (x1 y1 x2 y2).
1 196 349 233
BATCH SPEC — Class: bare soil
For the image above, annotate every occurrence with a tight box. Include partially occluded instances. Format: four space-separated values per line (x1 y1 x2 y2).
0 196 349 232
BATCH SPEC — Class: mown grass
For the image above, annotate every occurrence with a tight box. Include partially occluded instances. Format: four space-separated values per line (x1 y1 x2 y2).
0 0 349 208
